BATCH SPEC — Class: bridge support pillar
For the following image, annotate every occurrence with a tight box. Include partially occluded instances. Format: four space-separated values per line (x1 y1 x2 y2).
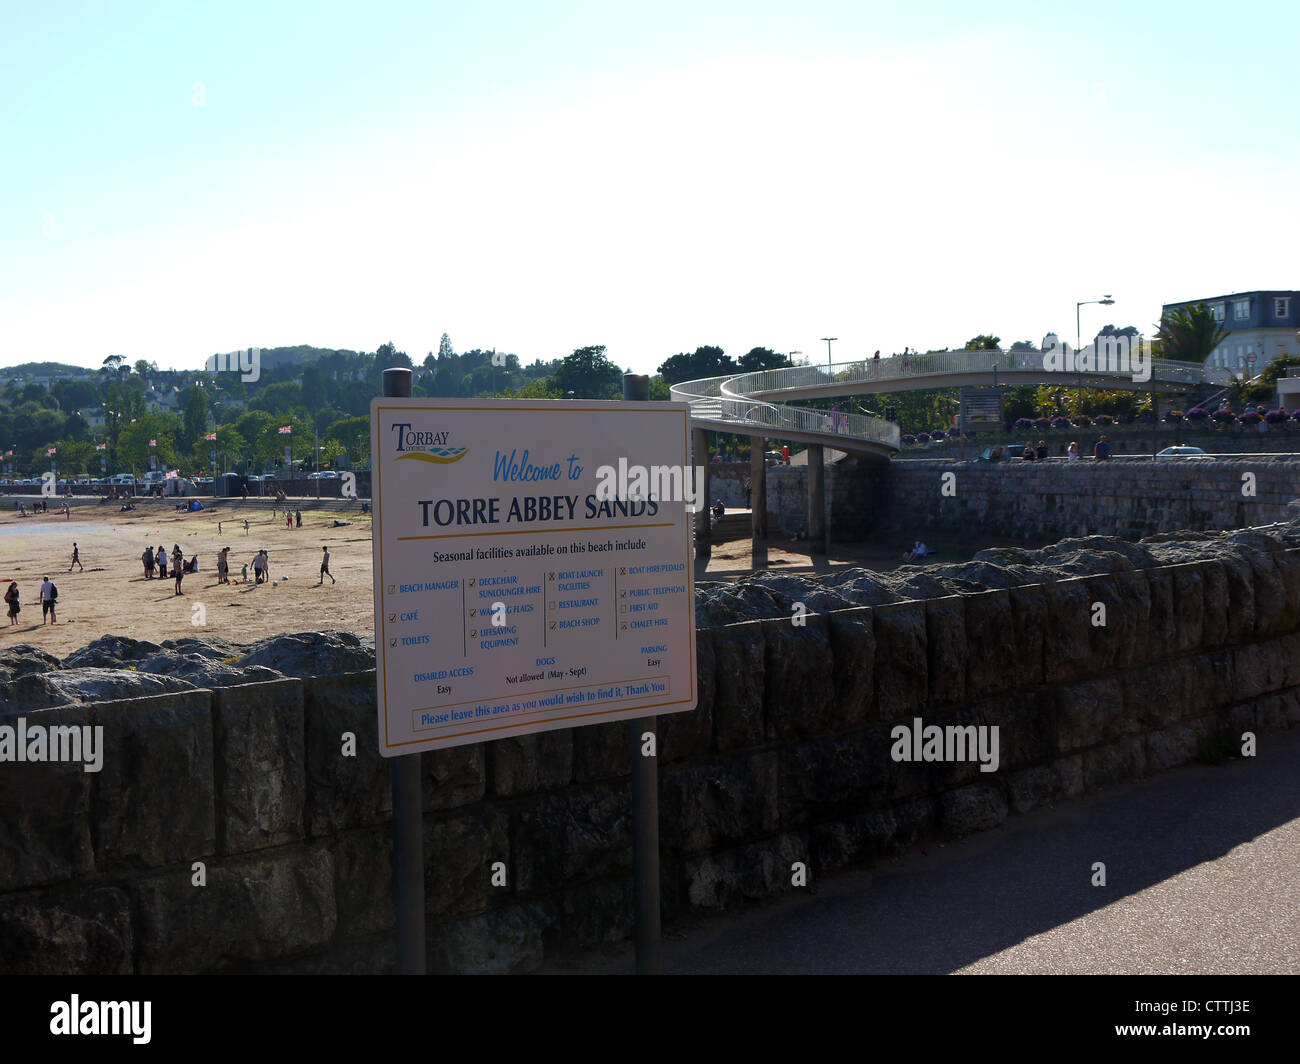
692 427 711 559
750 441 767 569
807 444 826 554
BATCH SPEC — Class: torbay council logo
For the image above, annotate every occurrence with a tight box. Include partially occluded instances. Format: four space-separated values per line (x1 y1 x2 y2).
390 422 468 465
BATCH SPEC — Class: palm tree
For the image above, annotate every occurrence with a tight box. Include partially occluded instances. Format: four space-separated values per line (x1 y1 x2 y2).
1154 303 1229 363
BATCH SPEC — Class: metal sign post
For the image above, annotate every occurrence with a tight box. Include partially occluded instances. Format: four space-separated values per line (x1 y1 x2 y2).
623 372 661 975
383 368 427 975
370 384 695 976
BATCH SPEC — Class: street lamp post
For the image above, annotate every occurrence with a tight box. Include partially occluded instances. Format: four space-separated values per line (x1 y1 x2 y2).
821 338 837 367
1075 295 1115 413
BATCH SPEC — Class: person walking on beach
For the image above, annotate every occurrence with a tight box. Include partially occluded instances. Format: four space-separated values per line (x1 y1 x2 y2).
218 521 223 535
295 510 302 529
318 545 335 585
142 546 155 579
217 546 230 585
243 519 249 535
252 550 265 585
286 512 293 529
172 546 185 595
4 581 19 625
40 576 57 624
69 542 83 572
155 545 167 579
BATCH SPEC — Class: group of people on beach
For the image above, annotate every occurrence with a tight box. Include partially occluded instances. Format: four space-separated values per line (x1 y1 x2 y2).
141 543 196 595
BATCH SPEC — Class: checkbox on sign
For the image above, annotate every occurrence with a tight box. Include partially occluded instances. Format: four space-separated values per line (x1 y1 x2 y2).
468 578 475 587
387 585 395 594
470 629 477 638
548 572 556 582
549 622 556 631
620 622 628 631
548 601 556 610
388 613 396 623
620 605 627 613
388 638 397 648
470 608 477 617
619 590 626 599
619 567 627 576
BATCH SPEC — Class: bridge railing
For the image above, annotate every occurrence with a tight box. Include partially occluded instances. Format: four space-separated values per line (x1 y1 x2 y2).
722 349 1231 396
670 349 1229 454
714 396 901 449
669 376 900 450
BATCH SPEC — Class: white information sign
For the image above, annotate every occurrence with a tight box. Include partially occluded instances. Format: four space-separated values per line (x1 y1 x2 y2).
371 398 698 756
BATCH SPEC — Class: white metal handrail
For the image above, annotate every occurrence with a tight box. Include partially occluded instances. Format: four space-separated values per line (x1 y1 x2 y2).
671 349 1232 454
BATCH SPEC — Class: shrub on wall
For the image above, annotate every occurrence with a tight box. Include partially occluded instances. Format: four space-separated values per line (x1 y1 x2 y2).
1210 409 1235 423
1163 409 1184 422
1186 407 1208 421
1093 413 1113 425
1239 411 1261 425
901 434 916 445
1264 409 1288 424
916 432 932 444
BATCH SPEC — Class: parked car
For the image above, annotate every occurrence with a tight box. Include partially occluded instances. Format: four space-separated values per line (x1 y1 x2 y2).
1156 446 1212 459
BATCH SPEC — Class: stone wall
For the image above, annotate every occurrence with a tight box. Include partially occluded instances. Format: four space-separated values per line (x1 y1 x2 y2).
874 458 1300 543
897 424 1300 462
5 546 1300 974
766 458 1300 544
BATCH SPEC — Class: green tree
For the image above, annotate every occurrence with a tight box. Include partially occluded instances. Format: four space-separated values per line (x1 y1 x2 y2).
325 415 371 466
1154 304 1229 363
50 378 99 412
301 366 327 410
657 346 736 384
553 345 622 398
117 412 184 471
1255 354 1300 388
737 347 793 373
964 335 1002 350
438 333 455 362
181 387 210 455
250 380 304 416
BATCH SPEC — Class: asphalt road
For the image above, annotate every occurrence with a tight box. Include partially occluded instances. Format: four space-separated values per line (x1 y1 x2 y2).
553 728 1300 974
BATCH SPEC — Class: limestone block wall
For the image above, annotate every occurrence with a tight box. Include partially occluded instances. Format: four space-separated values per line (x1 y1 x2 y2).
3 551 1300 973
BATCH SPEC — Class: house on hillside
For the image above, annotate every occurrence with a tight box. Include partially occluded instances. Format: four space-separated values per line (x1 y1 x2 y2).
1162 291 1299 374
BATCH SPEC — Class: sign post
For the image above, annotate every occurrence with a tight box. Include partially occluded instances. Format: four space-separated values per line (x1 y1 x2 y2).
371 389 697 972
622 372 661 974
382 368 426 975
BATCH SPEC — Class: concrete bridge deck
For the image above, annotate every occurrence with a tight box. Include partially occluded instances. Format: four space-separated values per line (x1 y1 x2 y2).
672 349 1233 560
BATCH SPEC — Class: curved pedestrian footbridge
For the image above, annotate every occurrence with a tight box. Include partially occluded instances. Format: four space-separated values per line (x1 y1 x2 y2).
670 349 1232 462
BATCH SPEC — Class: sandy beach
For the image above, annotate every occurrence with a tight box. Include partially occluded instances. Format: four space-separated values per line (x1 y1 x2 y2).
0 498 375 658
1 498 975 658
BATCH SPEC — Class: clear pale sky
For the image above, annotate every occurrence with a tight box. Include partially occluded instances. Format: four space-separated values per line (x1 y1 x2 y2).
3 0 1296 376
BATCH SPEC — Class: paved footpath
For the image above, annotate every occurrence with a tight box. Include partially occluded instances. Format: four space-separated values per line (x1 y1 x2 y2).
551 729 1300 974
